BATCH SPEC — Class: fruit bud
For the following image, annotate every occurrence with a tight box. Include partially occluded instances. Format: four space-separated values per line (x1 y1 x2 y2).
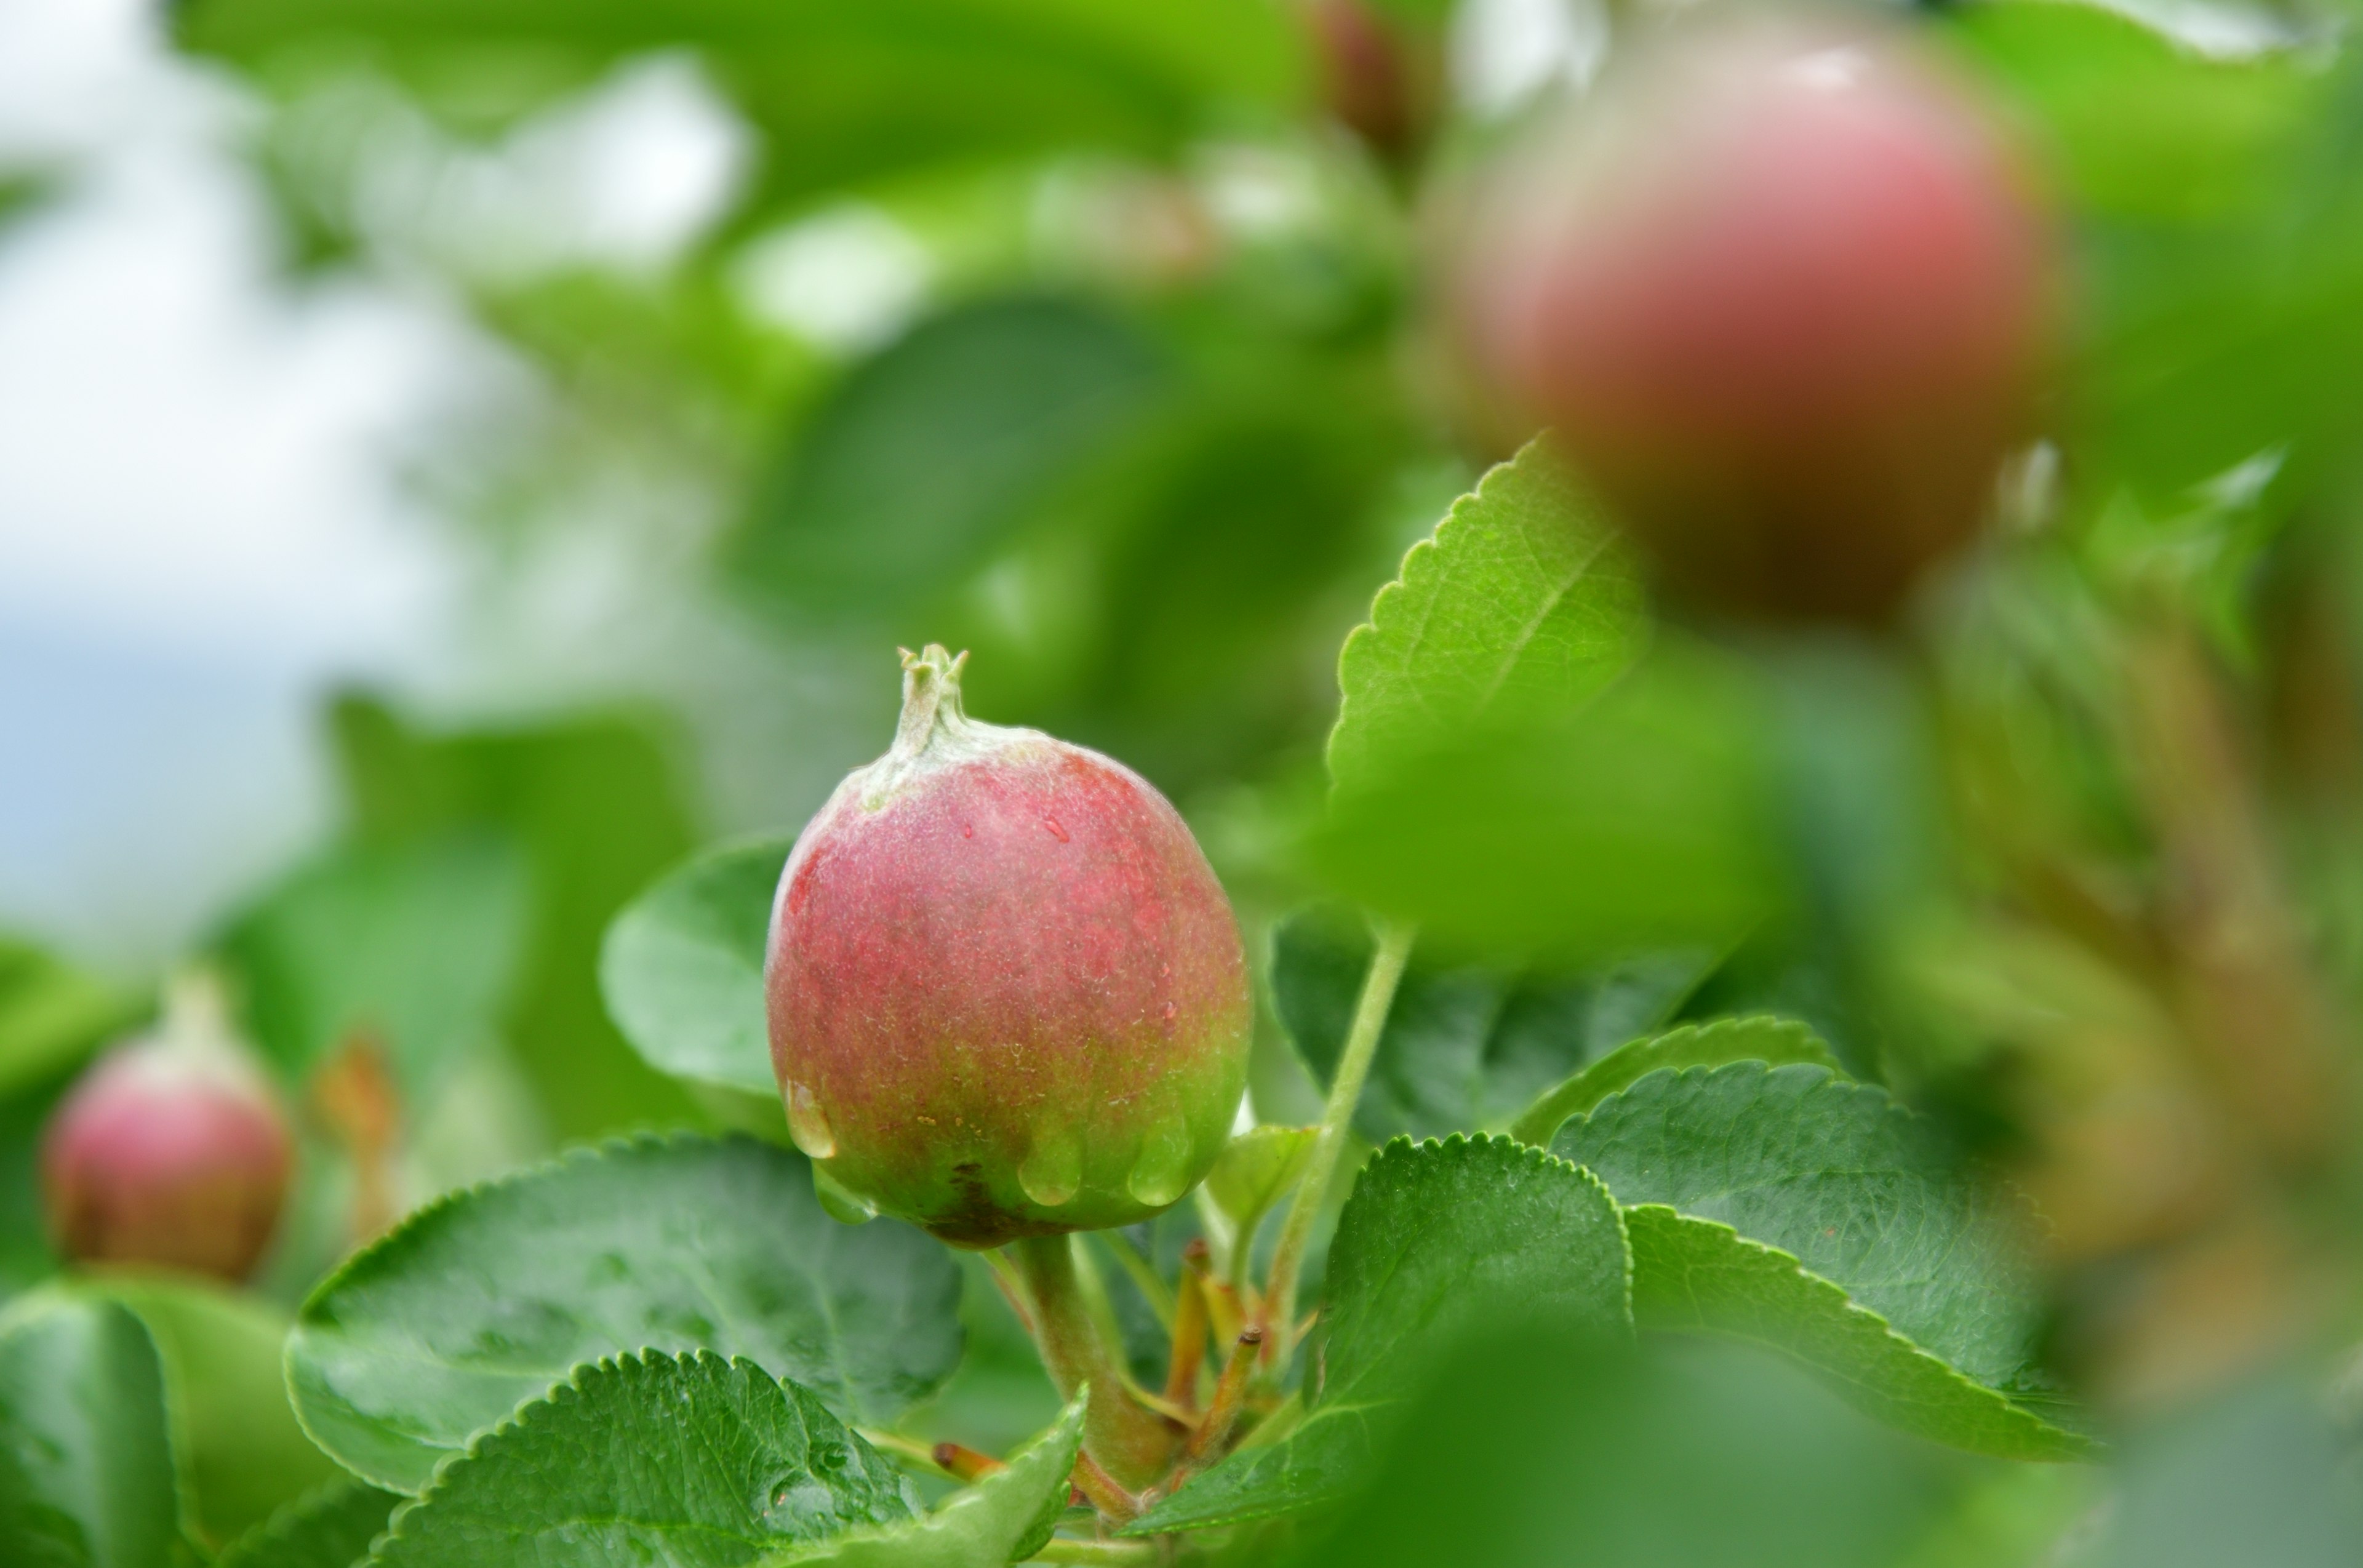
1456 10 2055 623
765 646 1251 1247
42 970 294 1282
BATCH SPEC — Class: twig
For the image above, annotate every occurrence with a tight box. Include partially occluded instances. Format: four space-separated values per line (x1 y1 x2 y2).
1069 1449 1143 1523
1184 1326 1264 1466
930 1441 1004 1482
1162 1241 1211 1412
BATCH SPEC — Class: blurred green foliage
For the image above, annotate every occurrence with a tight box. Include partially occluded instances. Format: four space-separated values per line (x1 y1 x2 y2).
7 0 2363 1559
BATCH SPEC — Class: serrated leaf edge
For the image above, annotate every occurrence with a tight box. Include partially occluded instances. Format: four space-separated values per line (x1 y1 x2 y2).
1558 1058 2053 1245
759 1388 1089 1566
366 1348 897 1561
1325 437 1630 790
1507 1014 1847 1146
1352 1131 1636 1340
282 1129 784 1490
1622 1206 2097 1462
1124 1132 1634 1538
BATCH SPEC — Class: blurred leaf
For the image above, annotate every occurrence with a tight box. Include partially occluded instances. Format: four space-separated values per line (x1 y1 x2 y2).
1309 644 1796 961
368 1353 914 1568
1957 5 2363 507
1891 1456 2095 1568
1290 1326 1954 1568
215 833 529 1096
177 0 1306 210
1326 438 1645 798
601 835 793 1098
1621 1208 2090 1460
286 1134 961 1492
87 1276 339 1546
1033 372 1410 790
771 1390 1083 1567
0 1290 180 1568
0 946 132 1303
326 694 702 1140
215 1478 399 1568
1271 906 1712 1141
2079 1378 2363 1567
738 296 1168 622
1129 1135 1629 1535
0 1086 63 1303
1508 1015 1845 1146
1204 1125 1317 1239
0 940 130 1104
1950 2 2320 225
1553 1065 2061 1417
0 171 55 233
895 1254 1060 1462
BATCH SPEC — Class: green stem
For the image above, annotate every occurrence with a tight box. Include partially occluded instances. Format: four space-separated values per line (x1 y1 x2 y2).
1029 1540 1159 1565
1256 918 1414 1375
1009 1234 1177 1490
1095 1229 1176 1330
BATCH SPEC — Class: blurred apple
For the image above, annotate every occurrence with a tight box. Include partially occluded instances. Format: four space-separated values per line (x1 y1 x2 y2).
1457 11 2055 622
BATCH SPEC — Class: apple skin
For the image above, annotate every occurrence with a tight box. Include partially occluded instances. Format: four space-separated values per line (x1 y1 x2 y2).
765 647 1250 1248
42 994 293 1284
1460 13 2055 622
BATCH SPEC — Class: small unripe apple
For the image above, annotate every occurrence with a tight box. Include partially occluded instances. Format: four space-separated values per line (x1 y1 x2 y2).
765 646 1251 1247
42 972 293 1282
1458 12 2053 622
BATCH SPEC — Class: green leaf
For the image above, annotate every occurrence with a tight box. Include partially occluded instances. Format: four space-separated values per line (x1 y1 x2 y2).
88 1276 340 1545
1309 644 1795 961
0 939 130 1103
1325 439 1645 799
324 695 702 1140
217 1479 400 1568
1129 1135 1630 1535
601 836 794 1097
1948 0 2319 225
1507 1015 1846 1147
1623 1208 2091 1461
368 1353 915 1568
286 1134 962 1493
0 1290 180 1568
176 0 1305 211
1553 1064 2078 1449
1289 1325 1965 1568
738 297 1167 622
766 1390 1086 1567
217 833 529 1095
1271 907 1711 1142
1204 1126 1316 1241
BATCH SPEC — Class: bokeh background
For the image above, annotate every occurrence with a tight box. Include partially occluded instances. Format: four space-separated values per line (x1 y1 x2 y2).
13 0 2363 1561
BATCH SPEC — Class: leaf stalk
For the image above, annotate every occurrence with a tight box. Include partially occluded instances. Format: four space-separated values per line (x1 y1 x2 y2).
1255 917 1415 1374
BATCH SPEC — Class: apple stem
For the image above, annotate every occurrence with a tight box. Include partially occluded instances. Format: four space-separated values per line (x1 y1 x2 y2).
1255 916 1414 1377
892 643 972 759
1009 1234 1178 1490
